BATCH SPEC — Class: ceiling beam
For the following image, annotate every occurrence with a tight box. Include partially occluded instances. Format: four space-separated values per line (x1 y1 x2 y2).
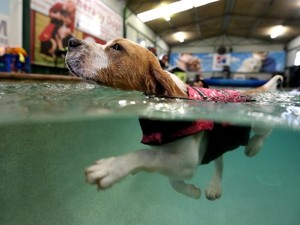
221 0 236 34
170 33 288 48
192 7 201 39
157 12 294 36
246 0 276 38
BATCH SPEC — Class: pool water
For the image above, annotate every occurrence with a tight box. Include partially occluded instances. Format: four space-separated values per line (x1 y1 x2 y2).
1 81 300 128
1 81 300 225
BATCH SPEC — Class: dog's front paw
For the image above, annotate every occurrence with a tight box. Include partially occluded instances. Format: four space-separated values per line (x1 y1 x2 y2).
169 179 201 199
85 156 132 189
205 177 222 200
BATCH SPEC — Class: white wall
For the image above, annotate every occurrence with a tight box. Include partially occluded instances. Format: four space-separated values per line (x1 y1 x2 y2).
156 36 169 57
99 1 170 55
0 0 23 46
124 9 169 55
100 0 125 15
286 35 300 67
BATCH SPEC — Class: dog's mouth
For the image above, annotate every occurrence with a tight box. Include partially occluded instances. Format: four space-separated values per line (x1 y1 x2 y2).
66 59 99 85
66 60 80 78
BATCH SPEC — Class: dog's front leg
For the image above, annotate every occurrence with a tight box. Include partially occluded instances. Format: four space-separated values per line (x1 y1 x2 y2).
205 156 223 200
245 125 272 157
85 133 204 190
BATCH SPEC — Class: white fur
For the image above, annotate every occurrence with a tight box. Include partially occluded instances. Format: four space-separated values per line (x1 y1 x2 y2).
92 44 109 71
262 75 283 91
167 71 187 93
66 40 109 79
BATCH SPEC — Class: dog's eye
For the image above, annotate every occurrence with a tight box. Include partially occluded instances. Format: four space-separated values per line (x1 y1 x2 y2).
111 43 123 51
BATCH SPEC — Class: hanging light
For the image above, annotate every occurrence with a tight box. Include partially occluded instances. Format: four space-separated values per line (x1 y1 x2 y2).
270 25 286 39
137 0 220 22
174 32 185 43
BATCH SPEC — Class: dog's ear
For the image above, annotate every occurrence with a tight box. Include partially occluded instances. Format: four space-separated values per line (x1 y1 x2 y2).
148 53 187 98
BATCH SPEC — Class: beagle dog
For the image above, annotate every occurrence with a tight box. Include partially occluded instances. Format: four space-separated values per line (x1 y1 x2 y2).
65 37 282 200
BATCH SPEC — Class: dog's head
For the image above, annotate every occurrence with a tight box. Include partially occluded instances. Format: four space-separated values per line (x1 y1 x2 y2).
65 38 186 97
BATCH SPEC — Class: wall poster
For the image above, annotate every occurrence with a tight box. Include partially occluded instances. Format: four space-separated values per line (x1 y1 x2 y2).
170 51 286 74
30 0 123 67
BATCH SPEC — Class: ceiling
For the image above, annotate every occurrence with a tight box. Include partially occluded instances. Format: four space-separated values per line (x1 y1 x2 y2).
125 0 300 47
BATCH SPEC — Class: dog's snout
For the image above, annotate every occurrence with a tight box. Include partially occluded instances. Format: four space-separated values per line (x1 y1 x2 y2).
68 38 82 48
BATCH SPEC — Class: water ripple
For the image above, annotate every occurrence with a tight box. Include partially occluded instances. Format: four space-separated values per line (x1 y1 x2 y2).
0 81 300 130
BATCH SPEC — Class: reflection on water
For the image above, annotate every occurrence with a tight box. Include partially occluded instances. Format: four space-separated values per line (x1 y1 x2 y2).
0 81 300 130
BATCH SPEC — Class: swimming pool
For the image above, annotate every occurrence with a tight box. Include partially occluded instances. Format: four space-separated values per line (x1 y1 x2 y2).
1 80 300 225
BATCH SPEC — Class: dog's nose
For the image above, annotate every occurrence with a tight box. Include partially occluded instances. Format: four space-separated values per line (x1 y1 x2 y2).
68 38 82 48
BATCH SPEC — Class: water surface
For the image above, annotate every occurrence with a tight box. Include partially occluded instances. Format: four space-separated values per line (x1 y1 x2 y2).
0 80 299 130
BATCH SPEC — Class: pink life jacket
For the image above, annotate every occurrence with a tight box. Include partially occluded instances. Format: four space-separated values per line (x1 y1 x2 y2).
186 86 252 102
139 86 253 164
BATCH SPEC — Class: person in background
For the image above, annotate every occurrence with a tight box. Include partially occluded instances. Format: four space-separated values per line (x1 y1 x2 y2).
159 54 169 69
38 2 64 57
193 74 209 88
58 0 76 48
147 47 157 56
39 0 75 57
222 65 231 79
255 51 276 73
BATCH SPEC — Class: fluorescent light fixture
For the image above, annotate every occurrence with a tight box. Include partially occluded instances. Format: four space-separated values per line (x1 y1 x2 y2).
193 0 220 7
164 15 171 21
137 0 220 22
175 32 185 42
137 1 192 22
270 25 286 39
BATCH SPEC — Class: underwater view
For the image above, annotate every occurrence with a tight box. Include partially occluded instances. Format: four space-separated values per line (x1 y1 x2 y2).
1 80 300 225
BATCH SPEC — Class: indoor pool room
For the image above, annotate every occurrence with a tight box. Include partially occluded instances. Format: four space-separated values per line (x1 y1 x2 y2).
1 1 300 225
